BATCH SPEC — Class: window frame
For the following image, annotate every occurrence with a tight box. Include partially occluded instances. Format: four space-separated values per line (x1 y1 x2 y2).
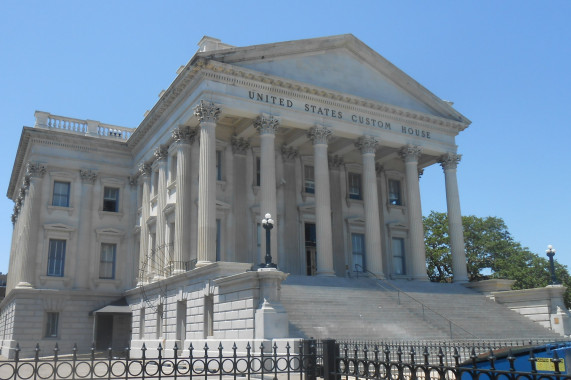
391 237 406 275
102 186 120 213
52 181 71 207
47 239 66 277
99 243 117 279
348 172 362 200
388 179 403 206
351 233 366 272
45 312 59 338
303 165 315 194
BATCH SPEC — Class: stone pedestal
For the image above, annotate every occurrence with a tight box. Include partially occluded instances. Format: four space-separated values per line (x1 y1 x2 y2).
254 268 289 340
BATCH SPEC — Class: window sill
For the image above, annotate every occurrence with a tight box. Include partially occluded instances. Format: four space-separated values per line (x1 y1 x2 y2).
99 210 124 219
47 205 74 216
39 275 72 287
387 204 406 214
93 278 122 290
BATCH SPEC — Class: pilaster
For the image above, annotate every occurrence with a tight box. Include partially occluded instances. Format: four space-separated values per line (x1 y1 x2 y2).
153 146 169 278
138 163 152 284
75 169 97 289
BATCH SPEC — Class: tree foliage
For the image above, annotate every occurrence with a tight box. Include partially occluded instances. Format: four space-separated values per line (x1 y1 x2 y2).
423 211 571 308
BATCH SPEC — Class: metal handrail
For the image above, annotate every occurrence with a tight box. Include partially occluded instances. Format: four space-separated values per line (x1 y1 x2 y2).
354 264 477 339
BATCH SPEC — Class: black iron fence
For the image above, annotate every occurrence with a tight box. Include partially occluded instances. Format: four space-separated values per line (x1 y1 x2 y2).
1 339 570 380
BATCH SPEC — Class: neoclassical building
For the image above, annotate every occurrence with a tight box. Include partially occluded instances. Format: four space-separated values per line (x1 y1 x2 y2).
1 35 472 356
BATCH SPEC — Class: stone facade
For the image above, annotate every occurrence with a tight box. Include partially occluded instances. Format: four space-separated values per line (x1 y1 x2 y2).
1 35 471 357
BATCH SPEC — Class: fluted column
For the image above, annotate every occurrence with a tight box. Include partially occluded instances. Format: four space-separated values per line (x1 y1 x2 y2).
440 153 468 283
172 126 197 274
400 145 428 280
76 169 97 289
355 136 384 277
194 100 221 266
254 115 279 267
308 126 334 276
138 164 152 284
17 163 46 288
153 146 169 278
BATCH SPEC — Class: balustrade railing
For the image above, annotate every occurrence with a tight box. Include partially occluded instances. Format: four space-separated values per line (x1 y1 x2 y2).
34 111 135 141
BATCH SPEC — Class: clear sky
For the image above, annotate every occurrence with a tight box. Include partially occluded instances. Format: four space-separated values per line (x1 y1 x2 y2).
0 1 569 274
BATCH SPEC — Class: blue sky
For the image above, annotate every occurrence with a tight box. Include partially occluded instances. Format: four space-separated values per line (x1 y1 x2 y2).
0 1 569 274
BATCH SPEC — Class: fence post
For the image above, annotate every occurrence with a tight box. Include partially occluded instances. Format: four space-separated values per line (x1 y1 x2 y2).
322 339 340 380
303 339 318 380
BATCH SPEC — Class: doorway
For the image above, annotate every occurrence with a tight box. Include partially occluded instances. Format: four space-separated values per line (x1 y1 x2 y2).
305 223 316 275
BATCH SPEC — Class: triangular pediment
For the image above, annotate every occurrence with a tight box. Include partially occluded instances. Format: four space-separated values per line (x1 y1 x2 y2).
201 35 467 122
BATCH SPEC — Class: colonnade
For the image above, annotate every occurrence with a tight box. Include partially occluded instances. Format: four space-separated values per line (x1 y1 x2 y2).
136 100 469 283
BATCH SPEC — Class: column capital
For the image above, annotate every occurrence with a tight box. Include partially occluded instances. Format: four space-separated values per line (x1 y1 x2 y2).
26 162 46 178
355 136 379 154
194 100 221 123
231 136 250 155
79 169 98 184
400 145 422 162
281 145 298 161
439 152 462 170
138 163 152 177
172 125 198 144
254 115 280 135
154 146 169 161
308 126 332 145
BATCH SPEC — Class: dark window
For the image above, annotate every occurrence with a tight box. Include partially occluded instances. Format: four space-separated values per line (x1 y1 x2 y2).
255 157 261 186
304 165 315 194
216 150 222 181
392 237 406 275
348 173 362 200
388 179 402 206
352 233 365 272
103 187 119 212
47 239 66 277
45 312 59 338
52 181 70 207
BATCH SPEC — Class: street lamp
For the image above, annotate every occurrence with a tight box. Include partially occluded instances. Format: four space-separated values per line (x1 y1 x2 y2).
546 244 558 285
260 213 277 268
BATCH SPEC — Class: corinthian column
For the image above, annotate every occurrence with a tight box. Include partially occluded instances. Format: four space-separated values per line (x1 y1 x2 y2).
400 145 428 281
194 100 221 266
355 136 384 277
138 163 152 284
254 115 280 267
440 153 468 283
16 163 46 288
153 146 169 277
172 126 197 274
308 126 334 276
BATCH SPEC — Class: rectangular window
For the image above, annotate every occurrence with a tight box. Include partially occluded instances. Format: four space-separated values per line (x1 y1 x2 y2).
45 312 59 338
103 187 119 212
47 239 66 277
99 243 116 279
351 233 365 272
170 155 177 183
388 179 402 206
255 157 261 186
348 173 362 200
304 165 315 194
52 181 70 207
392 237 406 275
204 295 214 338
176 300 187 341
216 150 222 181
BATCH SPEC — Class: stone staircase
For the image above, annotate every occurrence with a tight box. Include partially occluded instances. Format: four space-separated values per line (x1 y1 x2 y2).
280 275 562 341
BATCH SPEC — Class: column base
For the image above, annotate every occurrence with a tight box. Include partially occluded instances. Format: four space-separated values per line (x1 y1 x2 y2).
15 281 33 288
316 271 335 277
195 260 212 269
453 276 469 283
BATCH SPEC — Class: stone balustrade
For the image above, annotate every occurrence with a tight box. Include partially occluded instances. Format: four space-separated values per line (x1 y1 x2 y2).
34 111 135 141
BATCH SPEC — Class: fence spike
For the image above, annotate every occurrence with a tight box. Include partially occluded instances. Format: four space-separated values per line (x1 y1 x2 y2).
507 349 516 371
552 350 562 374
34 343 40 361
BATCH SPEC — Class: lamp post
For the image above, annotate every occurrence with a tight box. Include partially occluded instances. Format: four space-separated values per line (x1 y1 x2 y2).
546 244 558 285
261 213 277 268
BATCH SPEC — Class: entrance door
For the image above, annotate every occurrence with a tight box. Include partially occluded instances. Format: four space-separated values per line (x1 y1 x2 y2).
96 314 113 350
305 223 316 275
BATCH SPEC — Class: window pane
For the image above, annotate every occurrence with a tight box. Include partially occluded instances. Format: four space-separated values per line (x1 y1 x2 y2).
389 180 402 205
45 312 59 338
103 187 119 212
304 165 315 193
99 243 116 279
216 151 222 181
52 181 70 207
349 173 362 200
255 157 261 186
47 239 66 277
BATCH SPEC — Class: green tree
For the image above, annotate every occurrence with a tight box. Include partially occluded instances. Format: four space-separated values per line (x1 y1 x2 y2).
423 211 571 307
